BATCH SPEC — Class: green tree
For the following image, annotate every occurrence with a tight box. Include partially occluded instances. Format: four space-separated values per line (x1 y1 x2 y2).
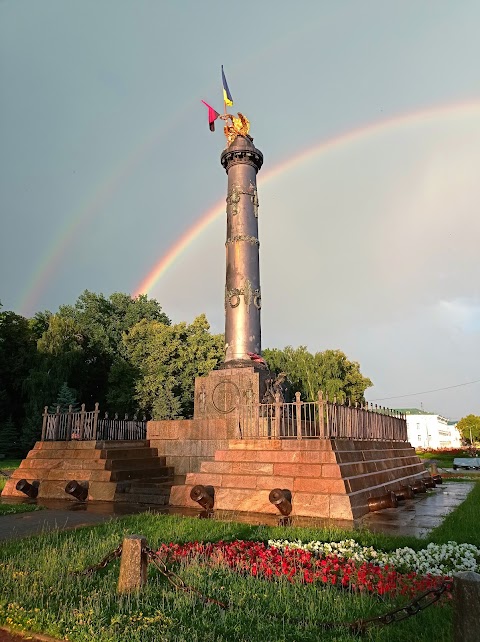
49 382 80 413
58 290 169 358
263 346 372 403
456 415 480 444
124 314 223 419
57 291 170 407
28 310 52 341
106 358 140 417
0 416 20 457
0 308 37 446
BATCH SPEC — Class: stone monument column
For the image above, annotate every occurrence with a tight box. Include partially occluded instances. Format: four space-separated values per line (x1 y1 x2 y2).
221 136 263 366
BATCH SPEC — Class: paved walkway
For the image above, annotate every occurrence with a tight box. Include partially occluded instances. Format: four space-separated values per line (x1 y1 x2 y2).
0 482 474 542
359 482 473 537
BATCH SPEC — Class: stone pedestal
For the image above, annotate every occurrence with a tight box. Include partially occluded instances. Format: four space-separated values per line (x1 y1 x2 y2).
194 366 269 436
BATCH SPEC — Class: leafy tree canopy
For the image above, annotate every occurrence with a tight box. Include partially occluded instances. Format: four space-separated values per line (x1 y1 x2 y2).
49 382 80 413
124 314 223 419
58 291 170 358
263 346 372 404
456 414 480 443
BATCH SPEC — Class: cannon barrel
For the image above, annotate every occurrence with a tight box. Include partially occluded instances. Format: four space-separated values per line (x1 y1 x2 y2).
368 491 398 512
395 485 415 501
65 480 88 501
190 485 215 511
15 479 39 499
411 480 427 494
423 476 437 489
268 488 292 516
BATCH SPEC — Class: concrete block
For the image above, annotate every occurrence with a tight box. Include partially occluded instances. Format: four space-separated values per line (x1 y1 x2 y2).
117 535 148 594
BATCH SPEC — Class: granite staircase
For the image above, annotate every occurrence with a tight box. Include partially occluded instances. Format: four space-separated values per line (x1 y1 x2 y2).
1 440 174 503
170 438 429 519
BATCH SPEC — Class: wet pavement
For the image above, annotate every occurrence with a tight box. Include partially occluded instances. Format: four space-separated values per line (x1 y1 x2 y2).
358 482 474 538
0 482 474 542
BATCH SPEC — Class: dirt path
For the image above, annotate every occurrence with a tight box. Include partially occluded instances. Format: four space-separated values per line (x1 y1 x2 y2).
0 628 61 642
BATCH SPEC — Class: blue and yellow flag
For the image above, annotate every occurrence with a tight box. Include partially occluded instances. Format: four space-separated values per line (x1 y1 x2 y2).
222 65 233 107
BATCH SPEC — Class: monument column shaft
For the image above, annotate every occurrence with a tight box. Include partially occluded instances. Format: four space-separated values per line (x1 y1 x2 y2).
221 137 263 365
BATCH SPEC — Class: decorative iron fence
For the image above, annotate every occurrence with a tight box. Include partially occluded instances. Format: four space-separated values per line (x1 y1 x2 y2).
237 392 407 441
41 404 147 442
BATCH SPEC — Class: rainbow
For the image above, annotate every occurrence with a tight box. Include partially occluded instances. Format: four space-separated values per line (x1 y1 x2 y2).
17 101 194 317
18 99 480 315
134 99 480 297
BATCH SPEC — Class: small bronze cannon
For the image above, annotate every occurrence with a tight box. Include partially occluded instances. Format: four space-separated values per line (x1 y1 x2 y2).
268 488 292 516
395 485 415 501
423 476 437 489
190 485 215 511
65 480 88 501
15 479 39 499
368 491 398 512
411 480 427 494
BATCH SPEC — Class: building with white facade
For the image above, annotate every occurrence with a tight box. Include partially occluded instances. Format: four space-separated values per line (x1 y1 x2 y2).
396 409 462 450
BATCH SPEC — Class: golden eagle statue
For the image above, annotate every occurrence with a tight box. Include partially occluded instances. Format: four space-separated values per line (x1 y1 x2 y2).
219 112 252 146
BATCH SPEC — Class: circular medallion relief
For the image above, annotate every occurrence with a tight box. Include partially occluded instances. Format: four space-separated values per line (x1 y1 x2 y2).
212 380 240 414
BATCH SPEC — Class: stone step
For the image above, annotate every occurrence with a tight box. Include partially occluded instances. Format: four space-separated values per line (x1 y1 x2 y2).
214 449 337 463
115 492 170 506
96 440 151 449
33 441 99 451
28 449 102 460
110 467 174 482
100 448 159 460
10 468 111 481
104 458 167 471
18 459 107 471
115 479 172 494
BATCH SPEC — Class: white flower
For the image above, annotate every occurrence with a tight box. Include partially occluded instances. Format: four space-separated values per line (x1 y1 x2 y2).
268 539 479 576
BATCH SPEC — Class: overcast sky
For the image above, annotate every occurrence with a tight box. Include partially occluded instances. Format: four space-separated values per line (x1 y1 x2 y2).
1 1 480 420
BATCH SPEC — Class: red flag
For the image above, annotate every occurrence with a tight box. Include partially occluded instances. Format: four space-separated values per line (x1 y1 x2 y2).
201 100 220 132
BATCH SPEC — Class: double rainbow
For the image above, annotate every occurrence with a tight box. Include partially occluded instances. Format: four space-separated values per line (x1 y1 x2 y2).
18 100 480 314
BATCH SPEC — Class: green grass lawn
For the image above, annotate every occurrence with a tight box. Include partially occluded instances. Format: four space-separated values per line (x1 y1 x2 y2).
0 459 20 493
0 502 42 516
416 449 479 471
0 460 42 513
0 459 22 470
0 483 478 642
416 451 457 469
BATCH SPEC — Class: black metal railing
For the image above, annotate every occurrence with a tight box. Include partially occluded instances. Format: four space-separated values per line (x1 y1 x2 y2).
41 404 147 441
237 391 407 441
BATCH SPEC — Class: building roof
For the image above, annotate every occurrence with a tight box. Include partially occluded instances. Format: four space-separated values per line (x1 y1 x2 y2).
395 408 451 423
394 408 432 415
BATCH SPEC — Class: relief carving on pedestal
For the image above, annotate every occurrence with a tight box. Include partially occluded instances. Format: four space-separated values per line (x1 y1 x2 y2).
212 380 240 414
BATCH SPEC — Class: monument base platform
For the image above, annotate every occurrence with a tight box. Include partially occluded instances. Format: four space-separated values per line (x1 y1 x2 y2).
170 438 428 520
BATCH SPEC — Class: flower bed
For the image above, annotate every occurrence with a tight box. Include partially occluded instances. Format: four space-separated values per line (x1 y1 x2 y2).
157 540 452 598
268 538 479 575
